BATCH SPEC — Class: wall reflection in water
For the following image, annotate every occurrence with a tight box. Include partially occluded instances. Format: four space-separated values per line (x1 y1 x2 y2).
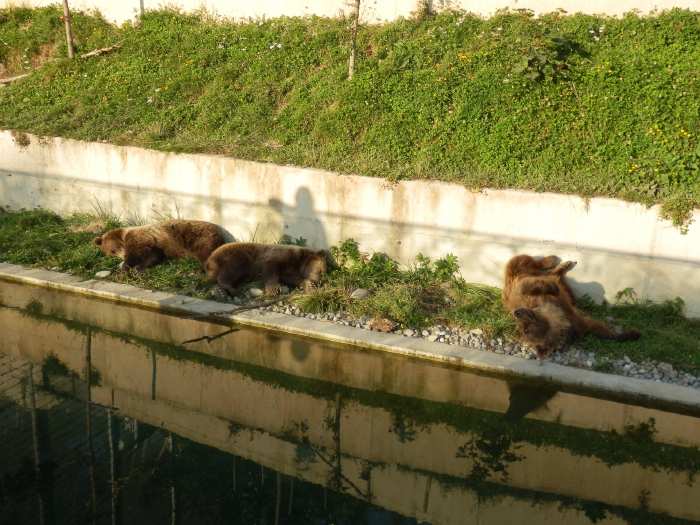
1 281 699 525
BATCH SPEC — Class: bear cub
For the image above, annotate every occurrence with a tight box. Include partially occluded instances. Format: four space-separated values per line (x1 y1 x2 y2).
502 254 640 359
94 220 233 271
205 243 328 296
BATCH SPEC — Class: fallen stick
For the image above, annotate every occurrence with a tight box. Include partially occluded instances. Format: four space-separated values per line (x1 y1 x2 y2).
0 73 30 85
80 42 123 59
0 43 122 86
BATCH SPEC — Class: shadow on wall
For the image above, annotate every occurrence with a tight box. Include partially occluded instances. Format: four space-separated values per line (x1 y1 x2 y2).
568 278 606 304
269 187 328 249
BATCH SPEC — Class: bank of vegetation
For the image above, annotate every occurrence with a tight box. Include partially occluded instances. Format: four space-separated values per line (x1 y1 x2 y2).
1 209 698 373
0 6 699 226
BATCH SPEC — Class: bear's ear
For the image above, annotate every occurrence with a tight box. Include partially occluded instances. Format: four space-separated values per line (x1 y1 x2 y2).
93 236 103 246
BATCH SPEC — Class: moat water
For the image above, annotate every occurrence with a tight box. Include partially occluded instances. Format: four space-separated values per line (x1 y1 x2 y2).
1 280 699 524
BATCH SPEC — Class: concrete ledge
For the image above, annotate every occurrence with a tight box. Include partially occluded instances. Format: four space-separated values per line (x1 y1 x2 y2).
1 262 699 416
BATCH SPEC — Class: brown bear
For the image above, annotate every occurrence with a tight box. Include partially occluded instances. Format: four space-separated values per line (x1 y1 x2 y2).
205 243 329 296
94 220 234 271
502 254 640 359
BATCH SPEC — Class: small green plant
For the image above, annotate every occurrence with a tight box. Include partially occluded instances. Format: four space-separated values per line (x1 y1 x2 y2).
593 358 614 374
315 238 512 332
278 234 307 246
614 287 639 305
513 33 588 82
292 287 347 313
350 282 446 328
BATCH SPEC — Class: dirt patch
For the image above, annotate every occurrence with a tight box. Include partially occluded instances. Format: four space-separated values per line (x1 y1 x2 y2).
31 42 57 69
69 220 108 234
0 43 56 80
10 130 31 148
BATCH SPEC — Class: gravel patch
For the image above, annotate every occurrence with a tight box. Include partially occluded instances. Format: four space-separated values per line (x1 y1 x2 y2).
217 296 700 390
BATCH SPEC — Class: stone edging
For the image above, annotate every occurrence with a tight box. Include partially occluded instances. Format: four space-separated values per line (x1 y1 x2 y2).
1 262 699 416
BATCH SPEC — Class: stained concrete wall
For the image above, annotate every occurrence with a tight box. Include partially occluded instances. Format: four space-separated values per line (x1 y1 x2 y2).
2 279 699 449
1 130 699 315
1 0 698 23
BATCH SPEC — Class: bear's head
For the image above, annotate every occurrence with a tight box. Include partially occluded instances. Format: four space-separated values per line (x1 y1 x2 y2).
94 228 126 259
513 304 573 359
302 249 330 283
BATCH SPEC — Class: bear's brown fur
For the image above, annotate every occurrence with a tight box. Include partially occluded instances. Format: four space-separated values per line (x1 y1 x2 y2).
94 220 233 271
502 254 640 359
205 243 328 295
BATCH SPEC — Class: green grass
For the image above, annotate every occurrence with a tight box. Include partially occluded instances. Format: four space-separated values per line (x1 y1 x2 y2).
1 209 699 373
1 7 699 226
0 6 117 77
578 296 700 372
0 208 212 297
296 239 513 334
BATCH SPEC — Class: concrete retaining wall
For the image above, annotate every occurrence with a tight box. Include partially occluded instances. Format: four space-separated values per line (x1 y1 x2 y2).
1 0 698 23
1 130 699 316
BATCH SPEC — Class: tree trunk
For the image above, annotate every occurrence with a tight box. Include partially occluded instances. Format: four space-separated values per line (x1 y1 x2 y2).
62 0 75 59
347 0 361 80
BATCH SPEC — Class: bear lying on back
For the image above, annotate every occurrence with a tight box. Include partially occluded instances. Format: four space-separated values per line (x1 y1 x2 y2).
502 254 640 360
205 243 328 295
94 220 233 271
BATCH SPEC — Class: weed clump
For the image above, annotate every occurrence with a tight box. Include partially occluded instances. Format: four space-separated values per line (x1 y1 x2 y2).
295 239 516 334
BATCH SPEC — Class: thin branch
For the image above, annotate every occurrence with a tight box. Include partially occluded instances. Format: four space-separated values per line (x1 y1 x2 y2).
180 327 239 345
0 73 30 85
0 42 122 86
311 447 367 500
80 42 123 59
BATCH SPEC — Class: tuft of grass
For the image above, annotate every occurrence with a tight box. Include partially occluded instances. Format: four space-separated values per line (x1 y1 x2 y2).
113 257 212 298
0 209 116 275
0 208 210 297
0 8 699 226
577 296 700 372
293 287 347 314
317 239 515 333
349 281 447 328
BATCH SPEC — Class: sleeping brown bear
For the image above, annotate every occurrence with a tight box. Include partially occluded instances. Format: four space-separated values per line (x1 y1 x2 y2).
205 243 329 296
94 220 233 271
502 254 640 360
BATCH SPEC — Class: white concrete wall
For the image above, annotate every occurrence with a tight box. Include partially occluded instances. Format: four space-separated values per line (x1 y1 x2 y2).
1 0 698 24
1 130 700 316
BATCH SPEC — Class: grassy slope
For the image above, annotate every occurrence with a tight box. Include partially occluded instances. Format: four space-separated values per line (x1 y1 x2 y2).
0 209 698 373
0 7 117 77
0 8 699 224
